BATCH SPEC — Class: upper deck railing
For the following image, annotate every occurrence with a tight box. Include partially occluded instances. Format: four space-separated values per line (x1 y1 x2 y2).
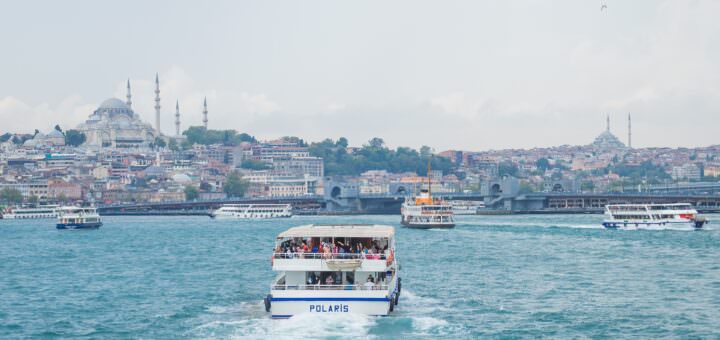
273 252 387 260
271 283 390 291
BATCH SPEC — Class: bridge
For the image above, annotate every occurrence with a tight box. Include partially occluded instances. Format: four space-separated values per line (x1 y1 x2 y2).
97 196 325 215
96 189 720 216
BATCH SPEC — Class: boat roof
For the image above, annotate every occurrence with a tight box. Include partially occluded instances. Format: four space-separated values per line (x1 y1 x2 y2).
277 224 395 238
606 203 692 207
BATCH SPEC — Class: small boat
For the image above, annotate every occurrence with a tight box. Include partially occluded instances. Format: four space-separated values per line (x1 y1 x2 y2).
602 203 707 230
266 224 401 318
210 204 292 219
2 205 59 219
56 206 103 229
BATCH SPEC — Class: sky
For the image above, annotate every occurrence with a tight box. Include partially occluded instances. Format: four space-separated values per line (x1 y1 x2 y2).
0 0 718 151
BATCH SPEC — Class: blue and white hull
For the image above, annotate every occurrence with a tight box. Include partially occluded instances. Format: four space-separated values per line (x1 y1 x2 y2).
602 220 705 231
268 281 400 319
56 222 103 230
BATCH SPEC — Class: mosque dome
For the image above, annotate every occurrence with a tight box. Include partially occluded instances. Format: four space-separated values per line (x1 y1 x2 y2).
93 98 134 117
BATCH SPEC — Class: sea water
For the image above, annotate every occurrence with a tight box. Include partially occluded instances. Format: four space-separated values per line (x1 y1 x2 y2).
1 214 719 338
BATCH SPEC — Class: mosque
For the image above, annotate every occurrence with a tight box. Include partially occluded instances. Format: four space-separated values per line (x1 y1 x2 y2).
590 115 628 150
77 74 207 148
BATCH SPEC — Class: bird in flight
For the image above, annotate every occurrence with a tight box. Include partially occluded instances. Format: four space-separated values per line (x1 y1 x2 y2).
601 0 608 11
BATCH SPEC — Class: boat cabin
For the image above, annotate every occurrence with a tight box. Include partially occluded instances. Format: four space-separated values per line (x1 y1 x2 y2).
272 224 396 291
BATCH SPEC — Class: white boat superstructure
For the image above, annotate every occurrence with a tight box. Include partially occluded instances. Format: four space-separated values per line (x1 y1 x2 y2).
56 206 102 229
602 203 707 230
400 159 455 229
266 224 400 318
401 194 455 228
2 205 59 219
449 201 484 215
211 204 292 219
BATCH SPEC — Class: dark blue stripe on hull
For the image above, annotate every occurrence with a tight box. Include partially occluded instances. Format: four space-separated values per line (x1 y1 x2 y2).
56 222 102 229
271 297 390 302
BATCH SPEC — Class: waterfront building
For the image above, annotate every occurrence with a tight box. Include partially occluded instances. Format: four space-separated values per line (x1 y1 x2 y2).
671 163 702 181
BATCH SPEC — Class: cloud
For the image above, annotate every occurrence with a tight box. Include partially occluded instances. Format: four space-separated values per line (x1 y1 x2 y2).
0 95 93 134
113 66 281 134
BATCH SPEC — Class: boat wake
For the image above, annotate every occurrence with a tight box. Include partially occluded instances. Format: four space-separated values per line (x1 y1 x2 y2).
455 220 604 230
390 290 463 336
192 302 376 339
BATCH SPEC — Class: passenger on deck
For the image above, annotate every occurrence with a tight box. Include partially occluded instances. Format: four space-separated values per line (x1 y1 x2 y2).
363 276 375 290
325 275 335 285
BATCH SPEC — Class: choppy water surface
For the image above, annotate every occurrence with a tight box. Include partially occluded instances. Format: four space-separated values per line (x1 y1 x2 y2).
1 214 719 338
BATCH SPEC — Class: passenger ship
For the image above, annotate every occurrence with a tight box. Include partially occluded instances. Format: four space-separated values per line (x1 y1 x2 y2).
266 224 401 318
2 205 59 219
210 204 292 219
602 203 707 230
56 206 102 229
449 201 484 215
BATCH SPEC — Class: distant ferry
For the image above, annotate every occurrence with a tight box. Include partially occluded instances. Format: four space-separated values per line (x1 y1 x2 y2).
210 204 292 219
602 203 707 230
56 206 102 229
2 205 59 219
400 160 455 229
266 224 400 318
450 201 484 215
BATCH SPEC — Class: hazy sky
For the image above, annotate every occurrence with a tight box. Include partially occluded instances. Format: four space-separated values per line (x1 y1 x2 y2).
0 0 718 151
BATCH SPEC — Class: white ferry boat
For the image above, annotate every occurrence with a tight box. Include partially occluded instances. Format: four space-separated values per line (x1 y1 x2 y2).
450 201 484 215
56 206 102 229
401 193 455 228
602 203 707 230
210 204 292 219
266 224 401 318
2 205 59 219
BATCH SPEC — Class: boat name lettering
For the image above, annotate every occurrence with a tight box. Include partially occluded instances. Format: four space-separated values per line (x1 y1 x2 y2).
310 304 349 313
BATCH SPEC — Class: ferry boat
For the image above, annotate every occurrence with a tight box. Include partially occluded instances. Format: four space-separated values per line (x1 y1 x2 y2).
400 160 455 228
210 204 292 219
450 201 484 215
2 205 59 219
602 203 707 230
56 206 103 229
266 224 401 318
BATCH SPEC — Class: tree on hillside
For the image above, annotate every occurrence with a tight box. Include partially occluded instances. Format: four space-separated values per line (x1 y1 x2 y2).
240 159 270 170
54 125 64 134
498 161 519 177
168 138 179 151
0 133 11 142
308 137 453 176
184 185 199 201
182 126 256 146
223 171 249 197
27 195 39 204
154 137 166 149
536 158 550 171
65 130 86 146
0 188 23 203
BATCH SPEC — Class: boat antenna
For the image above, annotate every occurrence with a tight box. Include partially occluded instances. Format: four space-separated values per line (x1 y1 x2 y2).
427 155 432 198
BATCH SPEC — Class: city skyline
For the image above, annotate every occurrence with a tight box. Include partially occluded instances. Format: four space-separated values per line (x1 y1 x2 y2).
0 0 718 151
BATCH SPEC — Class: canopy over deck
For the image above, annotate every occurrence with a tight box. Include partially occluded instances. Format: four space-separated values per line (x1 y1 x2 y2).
277 224 395 239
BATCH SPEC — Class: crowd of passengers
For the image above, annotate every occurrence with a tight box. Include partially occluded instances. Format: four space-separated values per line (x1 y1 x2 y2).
276 238 388 259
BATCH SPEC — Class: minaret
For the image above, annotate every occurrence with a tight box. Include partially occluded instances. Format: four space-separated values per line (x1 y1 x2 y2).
154 73 161 135
126 79 132 108
606 114 610 132
175 100 181 136
202 97 208 129
628 112 632 148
